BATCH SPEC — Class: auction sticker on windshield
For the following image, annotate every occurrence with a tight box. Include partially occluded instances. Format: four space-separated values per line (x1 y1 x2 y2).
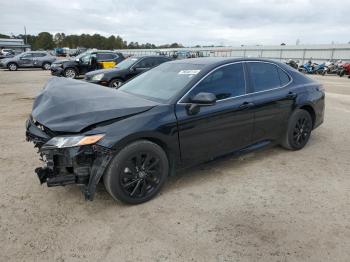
178 70 201 75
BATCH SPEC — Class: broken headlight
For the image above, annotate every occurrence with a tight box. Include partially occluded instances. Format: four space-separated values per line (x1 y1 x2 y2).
44 134 105 148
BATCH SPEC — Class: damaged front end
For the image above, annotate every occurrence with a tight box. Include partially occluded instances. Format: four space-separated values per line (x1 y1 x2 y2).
26 116 114 200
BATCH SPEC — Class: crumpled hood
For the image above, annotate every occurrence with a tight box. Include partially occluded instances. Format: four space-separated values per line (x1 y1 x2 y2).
32 77 159 133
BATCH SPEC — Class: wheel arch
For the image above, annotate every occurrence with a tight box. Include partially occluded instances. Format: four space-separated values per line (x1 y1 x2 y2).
298 104 316 128
109 76 125 83
7 61 18 67
110 134 178 176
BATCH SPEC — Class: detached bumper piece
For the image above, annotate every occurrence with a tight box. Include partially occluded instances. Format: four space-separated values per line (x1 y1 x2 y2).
26 117 114 200
35 144 113 200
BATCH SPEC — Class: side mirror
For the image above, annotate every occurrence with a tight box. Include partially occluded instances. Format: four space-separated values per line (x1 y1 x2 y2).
186 92 217 115
190 92 217 105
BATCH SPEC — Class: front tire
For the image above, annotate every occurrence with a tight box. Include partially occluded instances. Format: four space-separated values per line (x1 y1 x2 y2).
109 78 124 88
7 63 18 71
103 140 169 204
281 109 312 150
64 68 77 78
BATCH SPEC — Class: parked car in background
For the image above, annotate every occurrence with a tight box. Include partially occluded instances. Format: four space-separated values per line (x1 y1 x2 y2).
85 55 172 88
50 50 125 78
0 51 56 71
1 48 15 55
0 52 15 60
26 58 325 204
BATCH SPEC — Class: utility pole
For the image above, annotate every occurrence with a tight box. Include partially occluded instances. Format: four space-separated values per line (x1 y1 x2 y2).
24 26 27 45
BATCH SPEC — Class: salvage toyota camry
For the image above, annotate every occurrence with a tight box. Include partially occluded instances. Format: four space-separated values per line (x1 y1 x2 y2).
26 58 325 204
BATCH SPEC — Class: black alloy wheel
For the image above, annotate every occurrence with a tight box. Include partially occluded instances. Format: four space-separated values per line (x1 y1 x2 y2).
281 109 312 150
292 115 312 147
109 79 124 88
103 140 169 204
120 152 162 199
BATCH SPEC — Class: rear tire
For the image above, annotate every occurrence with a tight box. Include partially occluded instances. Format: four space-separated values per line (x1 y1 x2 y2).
64 68 77 78
7 63 18 71
103 140 169 204
42 62 51 70
281 109 312 150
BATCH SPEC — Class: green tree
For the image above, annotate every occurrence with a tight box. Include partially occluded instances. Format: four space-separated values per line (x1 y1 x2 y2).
33 32 54 50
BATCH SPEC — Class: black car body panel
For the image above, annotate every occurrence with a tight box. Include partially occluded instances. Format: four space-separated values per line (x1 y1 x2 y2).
32 77 159 133
26 58 325 201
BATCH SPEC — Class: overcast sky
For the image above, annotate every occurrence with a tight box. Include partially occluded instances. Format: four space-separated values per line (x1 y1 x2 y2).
1 0 349 46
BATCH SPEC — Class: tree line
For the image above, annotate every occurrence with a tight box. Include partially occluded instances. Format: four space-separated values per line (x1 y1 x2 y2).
0 32 184 50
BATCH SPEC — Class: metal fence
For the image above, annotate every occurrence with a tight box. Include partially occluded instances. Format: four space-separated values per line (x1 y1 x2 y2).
116 44 350 64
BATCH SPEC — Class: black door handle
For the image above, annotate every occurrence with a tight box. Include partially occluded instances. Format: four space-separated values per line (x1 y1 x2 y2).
286 92 297 99
239 102 255 109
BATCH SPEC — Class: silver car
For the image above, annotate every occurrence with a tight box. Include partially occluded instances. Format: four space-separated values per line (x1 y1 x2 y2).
0 51 56 71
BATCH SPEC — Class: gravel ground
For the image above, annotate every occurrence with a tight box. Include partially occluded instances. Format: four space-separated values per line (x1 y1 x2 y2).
0 69 349 262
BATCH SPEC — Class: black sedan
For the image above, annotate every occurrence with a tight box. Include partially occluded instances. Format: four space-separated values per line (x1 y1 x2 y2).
26 58 325 204
84 55 172 88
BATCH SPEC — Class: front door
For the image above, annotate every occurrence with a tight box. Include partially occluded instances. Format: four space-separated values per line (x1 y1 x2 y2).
18 53 33 67
175 62 255 165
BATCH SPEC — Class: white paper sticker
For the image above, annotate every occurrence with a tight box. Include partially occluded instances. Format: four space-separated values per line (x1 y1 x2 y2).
178 70 201 75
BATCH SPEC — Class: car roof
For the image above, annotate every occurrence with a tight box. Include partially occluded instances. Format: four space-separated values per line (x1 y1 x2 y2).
168 57 291 71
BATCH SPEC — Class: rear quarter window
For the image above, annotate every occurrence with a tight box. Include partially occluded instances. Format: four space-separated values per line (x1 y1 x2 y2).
278 68 291 86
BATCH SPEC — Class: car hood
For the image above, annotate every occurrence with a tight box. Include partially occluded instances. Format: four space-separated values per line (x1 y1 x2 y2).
32 77 159 133
85 67 125 77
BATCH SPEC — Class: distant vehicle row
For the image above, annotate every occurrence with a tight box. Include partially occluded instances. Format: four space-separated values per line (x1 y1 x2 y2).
50 50 125 78
0 51 56 70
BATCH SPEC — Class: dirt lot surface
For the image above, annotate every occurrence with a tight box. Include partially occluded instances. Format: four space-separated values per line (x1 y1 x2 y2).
0 69 349 262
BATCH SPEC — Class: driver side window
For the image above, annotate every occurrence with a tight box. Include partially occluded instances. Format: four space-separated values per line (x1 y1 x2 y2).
21 53 32 58
134 58 152 69
187 63 246 101
80 55 91 64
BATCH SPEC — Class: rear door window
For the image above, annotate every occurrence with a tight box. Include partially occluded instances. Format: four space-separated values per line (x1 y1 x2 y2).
96 53 117 61
248 62 280 92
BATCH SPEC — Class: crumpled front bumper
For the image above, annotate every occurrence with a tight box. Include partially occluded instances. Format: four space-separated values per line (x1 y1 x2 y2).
50 67 64 76
25 117 114 200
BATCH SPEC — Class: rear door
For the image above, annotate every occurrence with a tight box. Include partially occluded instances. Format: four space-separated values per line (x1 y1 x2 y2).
32 53 46 67
97 53 118 69
176 62 255 165
246 62 295 143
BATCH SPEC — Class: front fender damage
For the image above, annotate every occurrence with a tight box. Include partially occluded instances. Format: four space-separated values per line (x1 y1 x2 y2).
33 143 114 201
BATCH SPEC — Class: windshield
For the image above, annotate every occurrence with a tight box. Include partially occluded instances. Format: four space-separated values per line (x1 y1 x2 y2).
119 62 205 102
115 57 139 69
